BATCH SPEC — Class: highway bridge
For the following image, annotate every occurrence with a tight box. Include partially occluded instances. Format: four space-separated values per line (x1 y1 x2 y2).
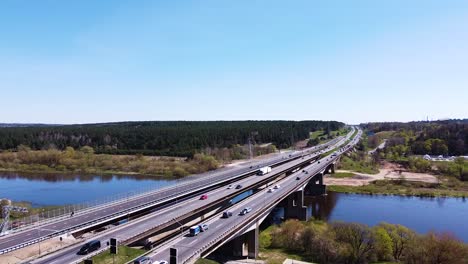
23 127 360 264
0 129 354 260
148 129 362 264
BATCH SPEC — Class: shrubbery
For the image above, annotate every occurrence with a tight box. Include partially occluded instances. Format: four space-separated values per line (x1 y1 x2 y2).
0 147 219 177
263 220 468 264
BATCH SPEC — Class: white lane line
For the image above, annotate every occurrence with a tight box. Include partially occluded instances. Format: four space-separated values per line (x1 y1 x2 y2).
187 239 198 245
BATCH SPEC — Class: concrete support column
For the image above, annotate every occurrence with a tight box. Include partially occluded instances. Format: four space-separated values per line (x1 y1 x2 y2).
231 221 259 258
247 222 259 258
330 164 335 174
283 190 308 221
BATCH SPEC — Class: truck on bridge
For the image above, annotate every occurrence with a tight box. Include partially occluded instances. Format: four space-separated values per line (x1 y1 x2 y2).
257 166 272 176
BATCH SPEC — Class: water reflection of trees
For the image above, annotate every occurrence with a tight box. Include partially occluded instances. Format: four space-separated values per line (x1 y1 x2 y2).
0 172 170 183
304 191 339 220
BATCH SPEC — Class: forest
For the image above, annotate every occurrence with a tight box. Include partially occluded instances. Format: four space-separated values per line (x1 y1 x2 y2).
363 119 468 156
0 121 344 157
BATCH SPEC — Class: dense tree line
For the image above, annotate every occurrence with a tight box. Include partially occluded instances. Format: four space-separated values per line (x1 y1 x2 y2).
363 119 468 156
261 219 468 264
0 121 343 157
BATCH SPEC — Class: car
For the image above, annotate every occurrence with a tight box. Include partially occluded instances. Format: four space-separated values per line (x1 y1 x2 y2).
77 240 101 255
227 185 233 189
200 194 208 200
268 188 274 193
296 176 301 180
318 161 321 164
200 223 209 232
133 256 153 264
274 184 280 189
235 184 242 189
159 261 168 264
240 207 252 215
222 211 233 218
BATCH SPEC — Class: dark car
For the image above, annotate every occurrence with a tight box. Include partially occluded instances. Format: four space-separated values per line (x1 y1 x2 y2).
134 256 153 264
200 194 208 200
77 240 101 255
235 184 242 189
222 211 233 218
296 176 301 180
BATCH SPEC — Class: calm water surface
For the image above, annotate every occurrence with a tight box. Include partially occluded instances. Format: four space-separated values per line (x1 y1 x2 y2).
0 172 178 207
305 192 468 242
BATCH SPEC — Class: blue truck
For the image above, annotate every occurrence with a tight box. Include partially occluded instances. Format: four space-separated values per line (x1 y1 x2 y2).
189 223 209 236
189 225 201 236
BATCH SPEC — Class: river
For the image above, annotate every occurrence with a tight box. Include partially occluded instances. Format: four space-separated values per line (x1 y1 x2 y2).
1 173 467 241
304 192 468 242
0 172 178 207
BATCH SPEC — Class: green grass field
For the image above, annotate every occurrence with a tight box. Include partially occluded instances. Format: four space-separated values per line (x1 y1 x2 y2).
82 246 146 264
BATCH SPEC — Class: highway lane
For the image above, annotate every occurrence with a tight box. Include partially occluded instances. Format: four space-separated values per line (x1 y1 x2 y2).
29 129 357 264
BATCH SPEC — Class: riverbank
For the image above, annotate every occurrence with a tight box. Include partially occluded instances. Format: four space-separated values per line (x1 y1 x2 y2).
325 162 468 197
0 148 219 177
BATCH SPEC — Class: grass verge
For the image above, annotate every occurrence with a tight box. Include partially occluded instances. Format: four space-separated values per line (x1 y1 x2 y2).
83 246 146 264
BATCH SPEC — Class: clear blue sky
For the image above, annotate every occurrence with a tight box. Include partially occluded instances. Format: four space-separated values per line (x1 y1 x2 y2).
1 0 467 124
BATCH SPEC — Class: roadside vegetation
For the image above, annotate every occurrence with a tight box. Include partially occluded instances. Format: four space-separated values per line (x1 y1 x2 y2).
337 133 379 174
260 219 468 264
308 127 349 147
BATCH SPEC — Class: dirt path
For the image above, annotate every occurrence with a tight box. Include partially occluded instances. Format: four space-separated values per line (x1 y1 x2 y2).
324 162 439 186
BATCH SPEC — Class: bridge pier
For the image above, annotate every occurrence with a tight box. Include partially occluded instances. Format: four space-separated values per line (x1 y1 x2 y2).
282 190 308 221
304 173 327 196
228 221 259 258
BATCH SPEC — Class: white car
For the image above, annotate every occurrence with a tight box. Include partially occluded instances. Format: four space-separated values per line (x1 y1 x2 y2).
268 188 274 193
227 185 233 189
160 261 168 264
274 184 280 189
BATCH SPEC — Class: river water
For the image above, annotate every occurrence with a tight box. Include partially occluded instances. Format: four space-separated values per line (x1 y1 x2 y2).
0 172 178 207
1 173 467 241
303 192 468 242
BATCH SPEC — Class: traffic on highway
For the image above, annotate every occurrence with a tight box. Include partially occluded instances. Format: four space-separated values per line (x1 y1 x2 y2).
23 128 358 264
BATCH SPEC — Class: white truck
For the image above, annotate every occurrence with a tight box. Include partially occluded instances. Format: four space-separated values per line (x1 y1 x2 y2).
257 166 272 176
